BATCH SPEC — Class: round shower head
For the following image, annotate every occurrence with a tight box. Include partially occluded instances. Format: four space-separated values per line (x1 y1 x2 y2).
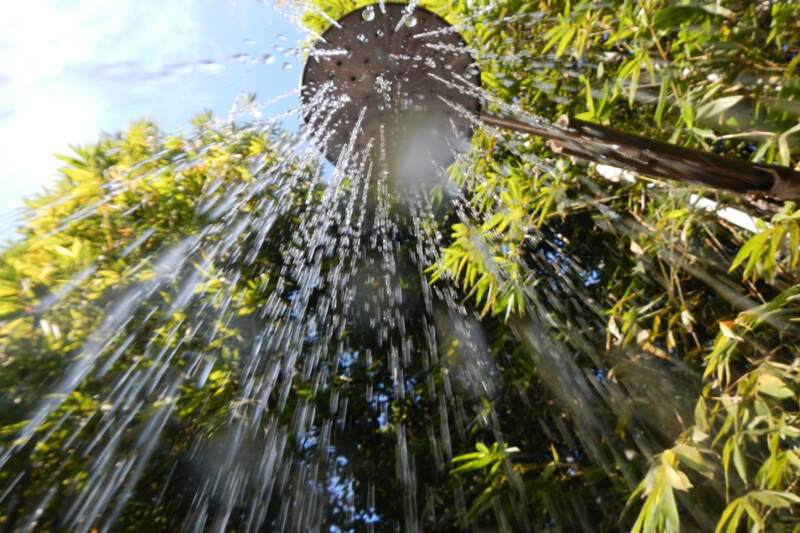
300 3 480 174
299 4 800 200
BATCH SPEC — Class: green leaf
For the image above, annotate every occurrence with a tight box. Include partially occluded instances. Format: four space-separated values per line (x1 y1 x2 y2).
652 6 707 30
452 452 485 463
680 102 695 128
742 500 765 530
555 26 576 57
673 444 714 478
655 75 670 127
542 27 564 54
466 486 496 521
729 229 769 276
697 96 743 121
757 373 794 399
662 483 680 531
664 465 693 491
778 134 791 166
749 490 800 509
733 441 747 486
701 4 735 20
451 456 494 474
715 500 736 533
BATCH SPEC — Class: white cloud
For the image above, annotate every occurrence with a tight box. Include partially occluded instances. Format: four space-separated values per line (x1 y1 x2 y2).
0 81 101 213
0 0 206 216
0 0 202 79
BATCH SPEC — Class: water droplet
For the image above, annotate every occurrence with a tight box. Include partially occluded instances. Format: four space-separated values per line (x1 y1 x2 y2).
376 29 385 37
362 6 375 21
356 33 368 43
405 16 417 28
263 54 275 65
282 62 293 71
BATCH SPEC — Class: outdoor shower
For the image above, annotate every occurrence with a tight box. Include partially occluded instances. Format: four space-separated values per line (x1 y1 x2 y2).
301 3 800 199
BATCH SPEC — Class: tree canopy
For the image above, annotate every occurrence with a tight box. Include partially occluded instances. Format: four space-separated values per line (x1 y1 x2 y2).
1 1 800 532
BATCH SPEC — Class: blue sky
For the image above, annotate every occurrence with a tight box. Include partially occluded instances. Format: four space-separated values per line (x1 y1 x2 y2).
0 0 306 220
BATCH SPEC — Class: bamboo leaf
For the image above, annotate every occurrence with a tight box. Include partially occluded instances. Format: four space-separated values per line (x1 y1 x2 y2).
733 441 747 486
555 26 576 57
653 6 707 29
756 373 794 399
655 75 670 127
749 490 800 509
697 96 743 121
778 134 791 166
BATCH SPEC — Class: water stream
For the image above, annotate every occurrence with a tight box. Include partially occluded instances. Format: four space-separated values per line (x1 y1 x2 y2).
1 2 798 532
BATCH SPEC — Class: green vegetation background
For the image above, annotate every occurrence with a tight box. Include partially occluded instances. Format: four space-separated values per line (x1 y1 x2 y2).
1 1 800 531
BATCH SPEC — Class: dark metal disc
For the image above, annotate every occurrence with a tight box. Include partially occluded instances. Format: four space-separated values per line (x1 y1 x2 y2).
300 3 480 174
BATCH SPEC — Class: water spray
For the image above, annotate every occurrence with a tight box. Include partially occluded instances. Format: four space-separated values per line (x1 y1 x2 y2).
301 3 800 199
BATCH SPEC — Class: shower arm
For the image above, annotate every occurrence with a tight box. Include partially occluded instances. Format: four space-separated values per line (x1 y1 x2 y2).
479 112 800 200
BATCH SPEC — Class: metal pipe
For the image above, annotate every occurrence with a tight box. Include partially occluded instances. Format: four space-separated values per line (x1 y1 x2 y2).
480 112 800 199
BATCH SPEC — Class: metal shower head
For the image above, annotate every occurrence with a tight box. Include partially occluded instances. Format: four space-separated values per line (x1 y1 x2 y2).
300 3 480 174
300 3 800 199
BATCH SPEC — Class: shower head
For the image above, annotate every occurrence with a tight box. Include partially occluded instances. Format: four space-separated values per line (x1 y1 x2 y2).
300 3 800 199
300 3 480 174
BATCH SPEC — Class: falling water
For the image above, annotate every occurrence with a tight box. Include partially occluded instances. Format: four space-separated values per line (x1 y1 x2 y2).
1 1 798 532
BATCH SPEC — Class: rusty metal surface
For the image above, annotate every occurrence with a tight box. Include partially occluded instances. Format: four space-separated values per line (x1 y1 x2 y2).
301 4 480 170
